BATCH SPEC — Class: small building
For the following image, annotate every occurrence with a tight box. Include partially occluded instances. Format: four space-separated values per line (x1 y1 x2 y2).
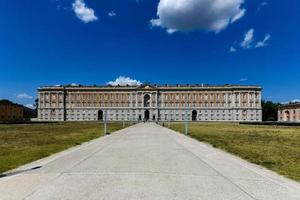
0 100 24 122
278 103 300 122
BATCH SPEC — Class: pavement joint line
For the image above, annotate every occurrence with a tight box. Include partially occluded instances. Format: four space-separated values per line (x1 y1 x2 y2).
163 124 300 194
22 126 134 200
160 124 259 200
24 139 117 199
60 171 222 177
60 172 273 181
22 172 62 200
223 156 300 193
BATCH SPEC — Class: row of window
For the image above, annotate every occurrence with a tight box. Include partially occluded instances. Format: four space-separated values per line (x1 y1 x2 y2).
40 112 259 119
40 109 260 113
40 97 259 104
40 93 260 102
163 93 259 101
39 115 259 121
39 102 259 108
40 93 148 101
279 110 298 114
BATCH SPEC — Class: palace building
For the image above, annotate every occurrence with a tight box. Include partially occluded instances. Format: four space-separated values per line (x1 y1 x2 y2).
37 84 262 122
278 102 300 122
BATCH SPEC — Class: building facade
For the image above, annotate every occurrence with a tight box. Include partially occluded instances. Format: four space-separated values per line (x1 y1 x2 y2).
0 100 24 122
278 103 300 122
37 84 262 122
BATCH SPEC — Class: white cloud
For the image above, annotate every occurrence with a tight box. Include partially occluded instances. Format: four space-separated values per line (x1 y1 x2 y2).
150 0 245 34
281 99 300 104
25 104 35 109
232 9 246 23
291 99 300 103
230 46 237 52
239 78 248 82
257 1 268 12
231 29 271 51
108 11 116 17
241 29 255 49
72 0 98 23
107 76 142 86
260 2 269 6
17 93 33 99
255 34 271 48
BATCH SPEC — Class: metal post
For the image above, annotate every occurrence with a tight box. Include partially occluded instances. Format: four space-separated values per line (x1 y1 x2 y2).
104 110 107 136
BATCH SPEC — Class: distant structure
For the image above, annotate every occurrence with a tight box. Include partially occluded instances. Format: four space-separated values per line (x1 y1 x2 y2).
278 102 300 122
0 100 24 122
37 84 262 122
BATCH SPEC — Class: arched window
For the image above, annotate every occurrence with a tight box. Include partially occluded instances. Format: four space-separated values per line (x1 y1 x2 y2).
144 94 150 107
285 110 290 121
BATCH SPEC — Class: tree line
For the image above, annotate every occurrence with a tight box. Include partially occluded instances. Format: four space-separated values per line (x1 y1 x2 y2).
261 100 280 121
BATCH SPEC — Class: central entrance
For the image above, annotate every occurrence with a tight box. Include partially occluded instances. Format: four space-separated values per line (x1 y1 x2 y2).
192 110 197 121
98 110 103 121
144 110 150 121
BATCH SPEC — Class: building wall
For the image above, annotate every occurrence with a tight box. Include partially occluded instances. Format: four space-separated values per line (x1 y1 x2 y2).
38 85 262 122
0 105 23 121
278 105 300 122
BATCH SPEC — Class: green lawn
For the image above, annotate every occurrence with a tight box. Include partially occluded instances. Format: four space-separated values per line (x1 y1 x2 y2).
170 122 300 182
0 122 129 174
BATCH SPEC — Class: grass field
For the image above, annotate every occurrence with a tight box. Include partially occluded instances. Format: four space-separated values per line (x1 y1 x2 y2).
170 122 300 182
0 122 129 174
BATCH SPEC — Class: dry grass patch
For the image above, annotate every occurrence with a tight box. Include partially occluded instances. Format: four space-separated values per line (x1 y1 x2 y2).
0 122 129 173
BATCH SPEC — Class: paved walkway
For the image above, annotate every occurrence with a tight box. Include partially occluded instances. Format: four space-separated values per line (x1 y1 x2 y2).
1 123 300 200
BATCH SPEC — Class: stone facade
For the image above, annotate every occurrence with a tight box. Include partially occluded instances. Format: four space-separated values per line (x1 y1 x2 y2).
278 103 300 122
37 84 262 122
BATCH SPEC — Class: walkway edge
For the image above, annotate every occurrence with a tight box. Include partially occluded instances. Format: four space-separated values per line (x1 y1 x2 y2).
162 124 300 191
1 124 135 177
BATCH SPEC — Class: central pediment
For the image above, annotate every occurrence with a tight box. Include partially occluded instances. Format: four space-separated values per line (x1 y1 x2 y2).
136 84 157 90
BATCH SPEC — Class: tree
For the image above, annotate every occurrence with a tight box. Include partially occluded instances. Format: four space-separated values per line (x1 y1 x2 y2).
261 100 280 121
34 98 39 116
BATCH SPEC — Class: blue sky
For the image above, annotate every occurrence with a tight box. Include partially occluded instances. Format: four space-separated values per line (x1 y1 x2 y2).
0 0 299 107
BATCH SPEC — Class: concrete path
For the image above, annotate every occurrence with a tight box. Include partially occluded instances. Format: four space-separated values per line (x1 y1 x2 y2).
1 123 300 200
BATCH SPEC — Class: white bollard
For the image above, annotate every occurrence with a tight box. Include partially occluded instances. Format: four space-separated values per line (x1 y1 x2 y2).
185 120 188 135
185 110 188 135
104 111 107 136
